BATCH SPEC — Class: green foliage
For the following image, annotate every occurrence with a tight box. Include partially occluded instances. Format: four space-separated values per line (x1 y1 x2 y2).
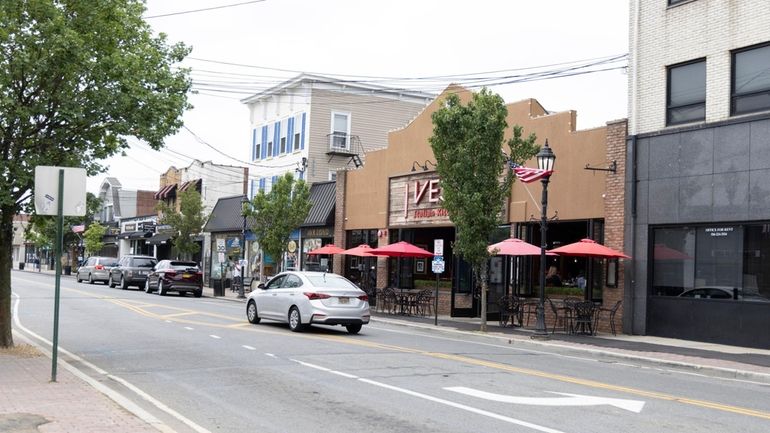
157 189 207 260
243 173 311 273
429 88 538 329
83 222 107 256
0 0 191 347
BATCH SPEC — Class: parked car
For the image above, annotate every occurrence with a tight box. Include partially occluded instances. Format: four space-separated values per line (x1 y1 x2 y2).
144 260 203 297
246 271 370 334
109 255 157 290
76 256 119 285
678 286 770 302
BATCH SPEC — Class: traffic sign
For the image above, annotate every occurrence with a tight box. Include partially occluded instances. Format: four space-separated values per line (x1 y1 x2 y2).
432 255 445 274
434 239 444 256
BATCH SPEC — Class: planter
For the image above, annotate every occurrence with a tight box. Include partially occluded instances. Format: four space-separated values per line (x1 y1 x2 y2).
63 265 72 276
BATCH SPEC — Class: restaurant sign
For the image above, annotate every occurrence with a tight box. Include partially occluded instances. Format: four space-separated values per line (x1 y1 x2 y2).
389 172 451 227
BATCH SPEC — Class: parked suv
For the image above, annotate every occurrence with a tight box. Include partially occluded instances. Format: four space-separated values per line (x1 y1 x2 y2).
145 260 203 297
109 255 157 290
76 256 119 285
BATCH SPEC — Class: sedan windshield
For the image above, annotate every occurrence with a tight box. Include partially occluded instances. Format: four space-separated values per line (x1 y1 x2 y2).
306 275 358 290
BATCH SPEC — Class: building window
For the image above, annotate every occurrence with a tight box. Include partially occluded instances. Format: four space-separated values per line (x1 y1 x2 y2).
667 59 706 126
650 223 770 301
266 123 274 158
294 114 302 150
330 112 350 150
280 118 288 154
732 42 770 116
329 171 337 181
668 0 690 5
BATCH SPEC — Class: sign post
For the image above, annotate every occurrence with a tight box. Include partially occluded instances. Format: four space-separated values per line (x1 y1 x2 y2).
34 166 86 382
432 239 445 326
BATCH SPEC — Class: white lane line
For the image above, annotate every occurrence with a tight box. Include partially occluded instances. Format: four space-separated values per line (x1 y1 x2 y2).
242 345 256 351
289 358 564 433
265 353 276 358
209 335 221 339
165 320 173 323
11 293 211 433
184 327 194 331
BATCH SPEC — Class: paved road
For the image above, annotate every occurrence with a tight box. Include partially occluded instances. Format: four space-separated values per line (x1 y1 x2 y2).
11 272 770 433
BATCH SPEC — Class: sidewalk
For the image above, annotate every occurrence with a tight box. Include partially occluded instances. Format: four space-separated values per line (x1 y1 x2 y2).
5 267 770 433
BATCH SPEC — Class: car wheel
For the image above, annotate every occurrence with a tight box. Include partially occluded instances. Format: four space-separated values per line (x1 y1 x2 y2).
88 274 94 284
194 289 202 298
76 273 82 283
108 275 116 288
345 324 362 335
288 307 303 332
158 280 166 296
144 280 152 294
247 300 261 324
120 276 128 290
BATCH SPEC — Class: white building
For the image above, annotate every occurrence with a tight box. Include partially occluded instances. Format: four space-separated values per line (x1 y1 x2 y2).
241 74 434 195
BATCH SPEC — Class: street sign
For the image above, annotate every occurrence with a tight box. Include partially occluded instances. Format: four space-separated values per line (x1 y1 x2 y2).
434 239 444 256
34 166 87 216
216 238 226 252
432 255 445 274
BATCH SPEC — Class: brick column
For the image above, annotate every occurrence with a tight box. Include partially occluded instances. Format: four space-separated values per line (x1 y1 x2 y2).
333 170 346 275
600 119 628 334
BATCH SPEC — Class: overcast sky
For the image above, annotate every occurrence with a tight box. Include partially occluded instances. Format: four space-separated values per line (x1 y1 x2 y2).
88 0 629 194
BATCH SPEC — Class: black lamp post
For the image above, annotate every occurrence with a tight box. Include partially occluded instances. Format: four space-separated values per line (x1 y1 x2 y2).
239 196 247 299
534 139 556 337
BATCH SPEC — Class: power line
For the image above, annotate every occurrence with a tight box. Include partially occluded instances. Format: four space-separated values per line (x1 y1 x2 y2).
145 0 267 19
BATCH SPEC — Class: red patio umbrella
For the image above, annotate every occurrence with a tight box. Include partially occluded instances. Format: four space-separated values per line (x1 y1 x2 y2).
369 241 434 258
342 244 377 257
548 238 631 259
488 237 556 256
306 244 345 255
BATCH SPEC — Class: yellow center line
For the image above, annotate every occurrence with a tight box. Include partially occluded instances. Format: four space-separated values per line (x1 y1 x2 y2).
64 287 770 421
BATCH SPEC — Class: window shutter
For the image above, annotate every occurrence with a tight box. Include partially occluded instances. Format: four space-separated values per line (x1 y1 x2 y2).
287 117 294 153
300 113 306 150
273 122 280 157
261 126 268 159
251 129 257 160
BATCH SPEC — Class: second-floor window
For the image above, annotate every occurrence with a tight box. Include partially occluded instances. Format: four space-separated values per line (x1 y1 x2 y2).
280 118 288 154
732 42 770 116
294 114 302 150
330 112 350 150
667 59 706 126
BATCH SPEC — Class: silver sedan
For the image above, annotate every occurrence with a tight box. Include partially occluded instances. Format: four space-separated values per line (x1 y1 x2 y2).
246 271 370 334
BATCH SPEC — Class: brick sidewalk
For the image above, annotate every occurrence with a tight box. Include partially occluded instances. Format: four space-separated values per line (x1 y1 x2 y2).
0 343 159 433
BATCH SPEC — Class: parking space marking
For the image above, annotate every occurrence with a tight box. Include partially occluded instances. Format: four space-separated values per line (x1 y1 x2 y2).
242 345 256 351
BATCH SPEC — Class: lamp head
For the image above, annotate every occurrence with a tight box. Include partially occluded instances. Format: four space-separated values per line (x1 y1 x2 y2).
536 139 556 172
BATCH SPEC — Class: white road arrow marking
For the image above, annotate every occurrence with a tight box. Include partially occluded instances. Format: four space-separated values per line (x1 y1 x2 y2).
445 386 645 413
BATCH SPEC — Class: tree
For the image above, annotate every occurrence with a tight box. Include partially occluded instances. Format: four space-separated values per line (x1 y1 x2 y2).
24 192 102 265
83 222 107 256
157 189 207 260
243 173 311 274
0 1 192 347
429 89 538 332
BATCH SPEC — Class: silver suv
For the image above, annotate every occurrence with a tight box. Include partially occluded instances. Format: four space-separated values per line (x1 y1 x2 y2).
109 255 157 289
76 256 119 285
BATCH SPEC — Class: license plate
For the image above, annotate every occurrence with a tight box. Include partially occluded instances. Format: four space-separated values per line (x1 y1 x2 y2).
183 273 191 278
338 297 349 304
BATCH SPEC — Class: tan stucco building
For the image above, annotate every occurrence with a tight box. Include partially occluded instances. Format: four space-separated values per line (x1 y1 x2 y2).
333 86 627 326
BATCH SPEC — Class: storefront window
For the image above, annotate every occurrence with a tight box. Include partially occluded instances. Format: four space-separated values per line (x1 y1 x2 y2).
651 223 770 301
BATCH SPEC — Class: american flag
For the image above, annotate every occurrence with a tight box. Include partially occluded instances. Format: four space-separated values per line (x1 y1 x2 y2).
71 224 85 233
509 162 553 183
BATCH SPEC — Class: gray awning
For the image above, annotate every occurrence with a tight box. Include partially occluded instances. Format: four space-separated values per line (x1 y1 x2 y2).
120 231 153 240
146 233 174 245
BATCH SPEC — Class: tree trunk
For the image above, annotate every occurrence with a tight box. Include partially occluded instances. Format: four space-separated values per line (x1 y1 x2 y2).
0 206 15 348
479 261 488 333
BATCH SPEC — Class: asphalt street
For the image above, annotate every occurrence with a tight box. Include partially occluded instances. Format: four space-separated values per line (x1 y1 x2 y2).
10 272 770 433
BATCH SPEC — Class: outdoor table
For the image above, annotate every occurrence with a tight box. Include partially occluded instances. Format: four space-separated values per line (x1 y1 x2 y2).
395 289 422 315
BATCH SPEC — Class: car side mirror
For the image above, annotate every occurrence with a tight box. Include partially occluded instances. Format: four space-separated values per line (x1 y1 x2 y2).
258 283 266 290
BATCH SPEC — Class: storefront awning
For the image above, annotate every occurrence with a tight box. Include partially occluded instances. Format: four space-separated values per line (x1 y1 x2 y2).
146 233 174 245
119 231 154 240
154 183 178 200
301 181 335 227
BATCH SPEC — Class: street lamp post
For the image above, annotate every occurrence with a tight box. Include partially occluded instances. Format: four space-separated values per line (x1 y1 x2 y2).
239 196 247 299
534 140 556 338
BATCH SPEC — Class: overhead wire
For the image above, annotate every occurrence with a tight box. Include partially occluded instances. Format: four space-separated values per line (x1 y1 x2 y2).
144 0 267 19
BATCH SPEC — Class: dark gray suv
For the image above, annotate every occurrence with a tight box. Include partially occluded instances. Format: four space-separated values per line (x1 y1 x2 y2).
109 255 157 289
